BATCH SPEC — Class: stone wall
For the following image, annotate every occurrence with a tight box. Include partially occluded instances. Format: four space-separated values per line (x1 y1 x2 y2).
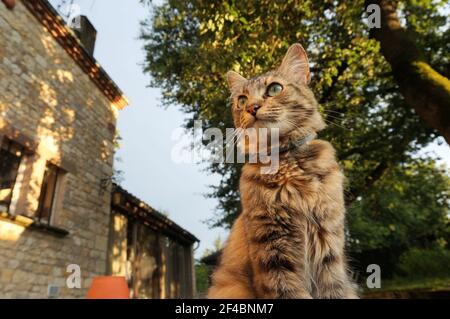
0 1 120 298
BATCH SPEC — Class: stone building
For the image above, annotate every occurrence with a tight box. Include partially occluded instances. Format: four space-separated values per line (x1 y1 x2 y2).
110 185 198 299
0 0 198 298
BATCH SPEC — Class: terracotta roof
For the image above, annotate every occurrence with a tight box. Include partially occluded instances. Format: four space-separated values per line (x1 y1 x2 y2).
111 184 200 245
21 0 128 109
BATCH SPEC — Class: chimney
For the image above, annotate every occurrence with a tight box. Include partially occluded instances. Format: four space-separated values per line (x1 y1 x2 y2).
72 15 97 56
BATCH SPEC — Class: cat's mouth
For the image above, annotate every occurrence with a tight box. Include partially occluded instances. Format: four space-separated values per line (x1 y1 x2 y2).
242 112 279 129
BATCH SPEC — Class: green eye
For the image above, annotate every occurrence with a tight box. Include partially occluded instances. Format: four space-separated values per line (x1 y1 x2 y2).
237 95 247 109
267 83 283 97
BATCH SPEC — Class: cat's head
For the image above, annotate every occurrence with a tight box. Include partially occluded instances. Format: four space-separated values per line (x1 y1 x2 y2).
226 44 325 138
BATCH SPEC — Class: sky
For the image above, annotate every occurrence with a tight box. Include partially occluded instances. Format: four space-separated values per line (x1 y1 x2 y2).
49 0 449 259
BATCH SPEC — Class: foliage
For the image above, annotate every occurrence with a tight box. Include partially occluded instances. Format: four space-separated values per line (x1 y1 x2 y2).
201 235 224 258
395 247 450 279
112 130 125 185
195 262 210 294
348 157 450 254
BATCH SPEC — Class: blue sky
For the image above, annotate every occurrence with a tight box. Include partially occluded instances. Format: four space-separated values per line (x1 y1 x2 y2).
49 0 449 259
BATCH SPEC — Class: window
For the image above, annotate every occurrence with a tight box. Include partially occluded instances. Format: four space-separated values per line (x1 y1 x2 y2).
36 163 61 224
0 138 24 214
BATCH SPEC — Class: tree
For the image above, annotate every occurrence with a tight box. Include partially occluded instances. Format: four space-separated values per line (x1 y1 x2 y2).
140 0 447 229
348 157 450 276
201 235 224 258
349 158 450 252
366 0 450 144
195 262 209 294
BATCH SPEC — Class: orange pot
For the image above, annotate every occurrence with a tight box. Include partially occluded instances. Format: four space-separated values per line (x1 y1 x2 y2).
86 276 130 299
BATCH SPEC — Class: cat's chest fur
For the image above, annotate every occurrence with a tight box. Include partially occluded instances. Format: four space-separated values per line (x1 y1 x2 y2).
240 140 340 216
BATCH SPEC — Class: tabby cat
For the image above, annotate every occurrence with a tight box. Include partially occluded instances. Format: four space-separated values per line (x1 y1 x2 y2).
207 44 358 299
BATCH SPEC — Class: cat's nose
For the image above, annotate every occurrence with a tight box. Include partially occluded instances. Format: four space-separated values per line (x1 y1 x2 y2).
247 104 261 116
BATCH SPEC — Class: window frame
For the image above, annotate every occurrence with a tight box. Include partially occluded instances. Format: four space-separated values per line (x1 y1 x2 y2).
0 137 25 214
36 162 63 225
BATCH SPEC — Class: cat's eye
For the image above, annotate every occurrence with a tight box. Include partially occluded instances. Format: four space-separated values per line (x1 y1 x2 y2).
237 95 247 109
266 83 283 97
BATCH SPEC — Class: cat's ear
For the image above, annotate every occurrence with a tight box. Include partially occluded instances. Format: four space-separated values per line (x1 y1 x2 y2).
226 71 247 91
278 43 311 85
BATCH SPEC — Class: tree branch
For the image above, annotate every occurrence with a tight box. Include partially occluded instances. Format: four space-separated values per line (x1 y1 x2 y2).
365 0 450 144
346 161 389 205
